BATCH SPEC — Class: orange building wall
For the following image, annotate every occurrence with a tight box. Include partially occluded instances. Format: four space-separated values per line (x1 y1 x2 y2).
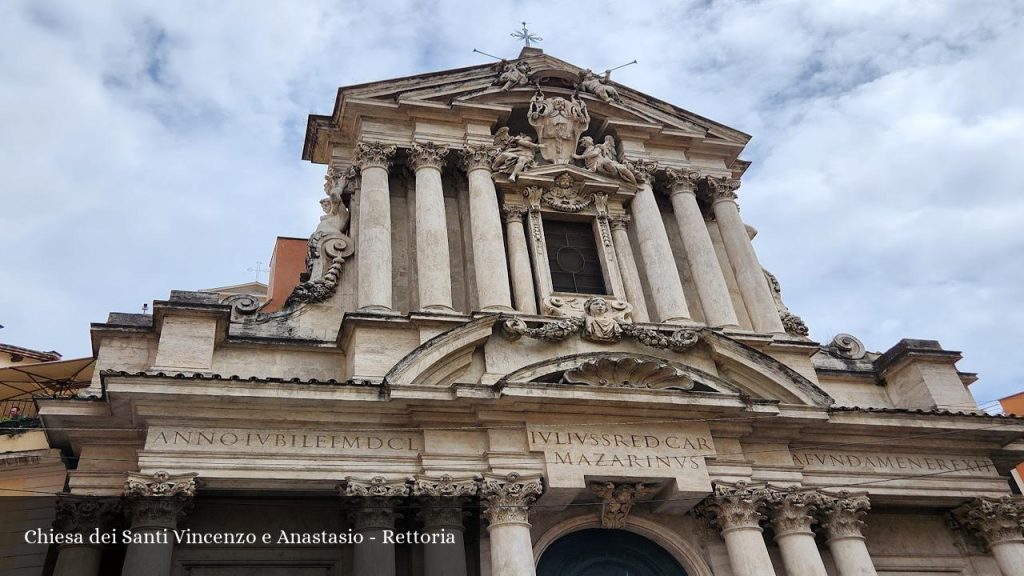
999 392 1024 492
262 237 308 312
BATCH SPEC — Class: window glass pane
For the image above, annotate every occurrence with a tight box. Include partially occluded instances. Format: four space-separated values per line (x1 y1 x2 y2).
542 219 608 294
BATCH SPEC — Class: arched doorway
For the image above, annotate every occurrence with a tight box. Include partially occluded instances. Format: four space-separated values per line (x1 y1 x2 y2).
537 528 689 576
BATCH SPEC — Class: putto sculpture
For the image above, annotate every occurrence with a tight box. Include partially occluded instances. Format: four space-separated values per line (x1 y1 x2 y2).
528 91 590 164
491 127 542 182
578 69 622 103
574 135 636 184
495 60 532 91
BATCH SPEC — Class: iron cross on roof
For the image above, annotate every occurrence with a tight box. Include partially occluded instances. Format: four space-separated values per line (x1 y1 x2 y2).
511 22 542 47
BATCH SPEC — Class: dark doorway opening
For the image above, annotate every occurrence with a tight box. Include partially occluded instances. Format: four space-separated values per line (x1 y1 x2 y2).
537 528 688 576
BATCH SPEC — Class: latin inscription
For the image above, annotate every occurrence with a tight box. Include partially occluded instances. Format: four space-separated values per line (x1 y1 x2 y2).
792 451 998 477
146 427 420 456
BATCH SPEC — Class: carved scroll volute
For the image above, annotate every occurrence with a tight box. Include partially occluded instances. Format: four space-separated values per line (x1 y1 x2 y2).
696 481 770 532
480 472 544 527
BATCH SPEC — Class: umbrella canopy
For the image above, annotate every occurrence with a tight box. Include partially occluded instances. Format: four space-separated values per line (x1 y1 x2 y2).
0 357 94 417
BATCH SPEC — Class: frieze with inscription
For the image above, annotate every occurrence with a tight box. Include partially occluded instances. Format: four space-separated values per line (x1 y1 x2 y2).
792 450 998 477
147 427 420 456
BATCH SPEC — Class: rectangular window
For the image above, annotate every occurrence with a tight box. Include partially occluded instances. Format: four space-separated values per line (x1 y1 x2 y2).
543 219 608 294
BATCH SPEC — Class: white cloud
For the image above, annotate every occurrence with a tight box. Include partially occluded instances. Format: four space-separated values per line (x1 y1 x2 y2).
1 0 1020 403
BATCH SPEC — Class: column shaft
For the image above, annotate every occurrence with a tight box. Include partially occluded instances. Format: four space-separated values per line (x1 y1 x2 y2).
722 526 777 576
776 531 828 576
467 167 512 311
609 217 649 322
991 541 1024 576
481 473 543 576
488 522 536 576
353 526 396 576
710 185 784 333
121 473 195 576
630 181 690 323
423 525 467 576
121 526 176 576
357 164 393 311
413 162 454 311
53 544 103 576
504 207 537 314
827 536 878 576
669 185 739 327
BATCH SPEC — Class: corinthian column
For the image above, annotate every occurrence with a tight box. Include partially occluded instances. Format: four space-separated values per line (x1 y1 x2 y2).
52 496 121 576
409 142 454 311
625 160 690 324
121 472 197 576
953 496 1024 576
664 169 739 328
355 142 397 311
462 145 513 312
696 481 776 576
705 176 785 334
820 491 878 576
345 477 409 576
413 475 479 576
502 205 537 314
608 215 650 322
766 488 828 576
480 472 544 576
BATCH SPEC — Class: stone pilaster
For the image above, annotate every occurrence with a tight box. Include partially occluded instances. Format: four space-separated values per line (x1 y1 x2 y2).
952 496 1024 576
819 491 878 576
408 142 454 311
664 168 739 328
480 472 544 576
345 476 409 576
52 496 121 576
413 475 478 576
705 176 785 334
121 472 197 576
608 215 650 322
502 205 537 314
696 481 777 576
766 487 827 576
355 141 397 311
461 145 513 312
624 159 690 324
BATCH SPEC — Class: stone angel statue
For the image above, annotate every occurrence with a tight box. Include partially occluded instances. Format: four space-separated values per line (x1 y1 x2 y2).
574 135 636 184
491 126 542 182
495 60 532 91
578 69 622 103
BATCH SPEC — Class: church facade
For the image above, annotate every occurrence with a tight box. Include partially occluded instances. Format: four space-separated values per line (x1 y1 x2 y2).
34 47 1024 576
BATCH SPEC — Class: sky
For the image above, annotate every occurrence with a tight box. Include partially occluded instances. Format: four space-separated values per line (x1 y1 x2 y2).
1 1 1021 407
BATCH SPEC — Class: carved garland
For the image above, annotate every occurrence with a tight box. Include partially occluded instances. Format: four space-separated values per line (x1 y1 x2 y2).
502 315 700 353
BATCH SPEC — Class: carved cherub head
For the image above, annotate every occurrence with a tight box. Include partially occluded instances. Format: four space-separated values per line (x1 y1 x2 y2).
554 173 574 187
585 296 610 316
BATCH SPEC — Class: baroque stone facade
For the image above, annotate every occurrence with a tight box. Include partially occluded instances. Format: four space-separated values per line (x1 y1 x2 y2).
26 45 1024 576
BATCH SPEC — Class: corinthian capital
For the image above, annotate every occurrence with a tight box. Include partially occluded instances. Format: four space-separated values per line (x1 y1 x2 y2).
624 158 658 185
608 214 631 231
663 167 703 196
412 474 479 499
480 472 544 527
766 486 821 536
123 471 197 528
461 144 498 172
124 471 197 498
696 480 769 532
819 490 871 541
345 476 411 498
407 142 450 170
703 175 741 203
53 495 122 534
502 204 529 223
952 496 1024 547
355 141 397 170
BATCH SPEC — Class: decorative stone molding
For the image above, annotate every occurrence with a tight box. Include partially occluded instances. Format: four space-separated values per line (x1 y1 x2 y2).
624 158 658 185
696 481 770 532
590 481 657 528
703 175 741 203
818 491 871 541
480 472 544 527
528 92 589 164
345 476 411 498
663 167 703 195
541 173 593 211
412 474 479 499
502 204 529 223
952 496 1024 547
828 333 867 360
502 312 701 353
564 356 694 390
407 142 450 170
53 495 122 534
461 143 498 172
355 141 397 170
765 487 821 536
124 471 197 498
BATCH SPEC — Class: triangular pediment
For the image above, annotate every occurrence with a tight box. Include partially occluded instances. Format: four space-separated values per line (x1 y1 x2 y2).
511 164 631 191
305 49 751 163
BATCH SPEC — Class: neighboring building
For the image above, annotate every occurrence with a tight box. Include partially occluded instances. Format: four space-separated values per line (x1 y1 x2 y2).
30 47 1024 576
998 392 1024 493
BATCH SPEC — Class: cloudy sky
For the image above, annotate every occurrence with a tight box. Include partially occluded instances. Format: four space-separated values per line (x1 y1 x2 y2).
1 1 1021 407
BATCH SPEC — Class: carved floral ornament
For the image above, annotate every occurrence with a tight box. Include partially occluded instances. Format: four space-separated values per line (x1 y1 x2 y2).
355 141 397 169
952 496 1024 546
480 472 544 526
407 141 450 170
590 481 658 529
